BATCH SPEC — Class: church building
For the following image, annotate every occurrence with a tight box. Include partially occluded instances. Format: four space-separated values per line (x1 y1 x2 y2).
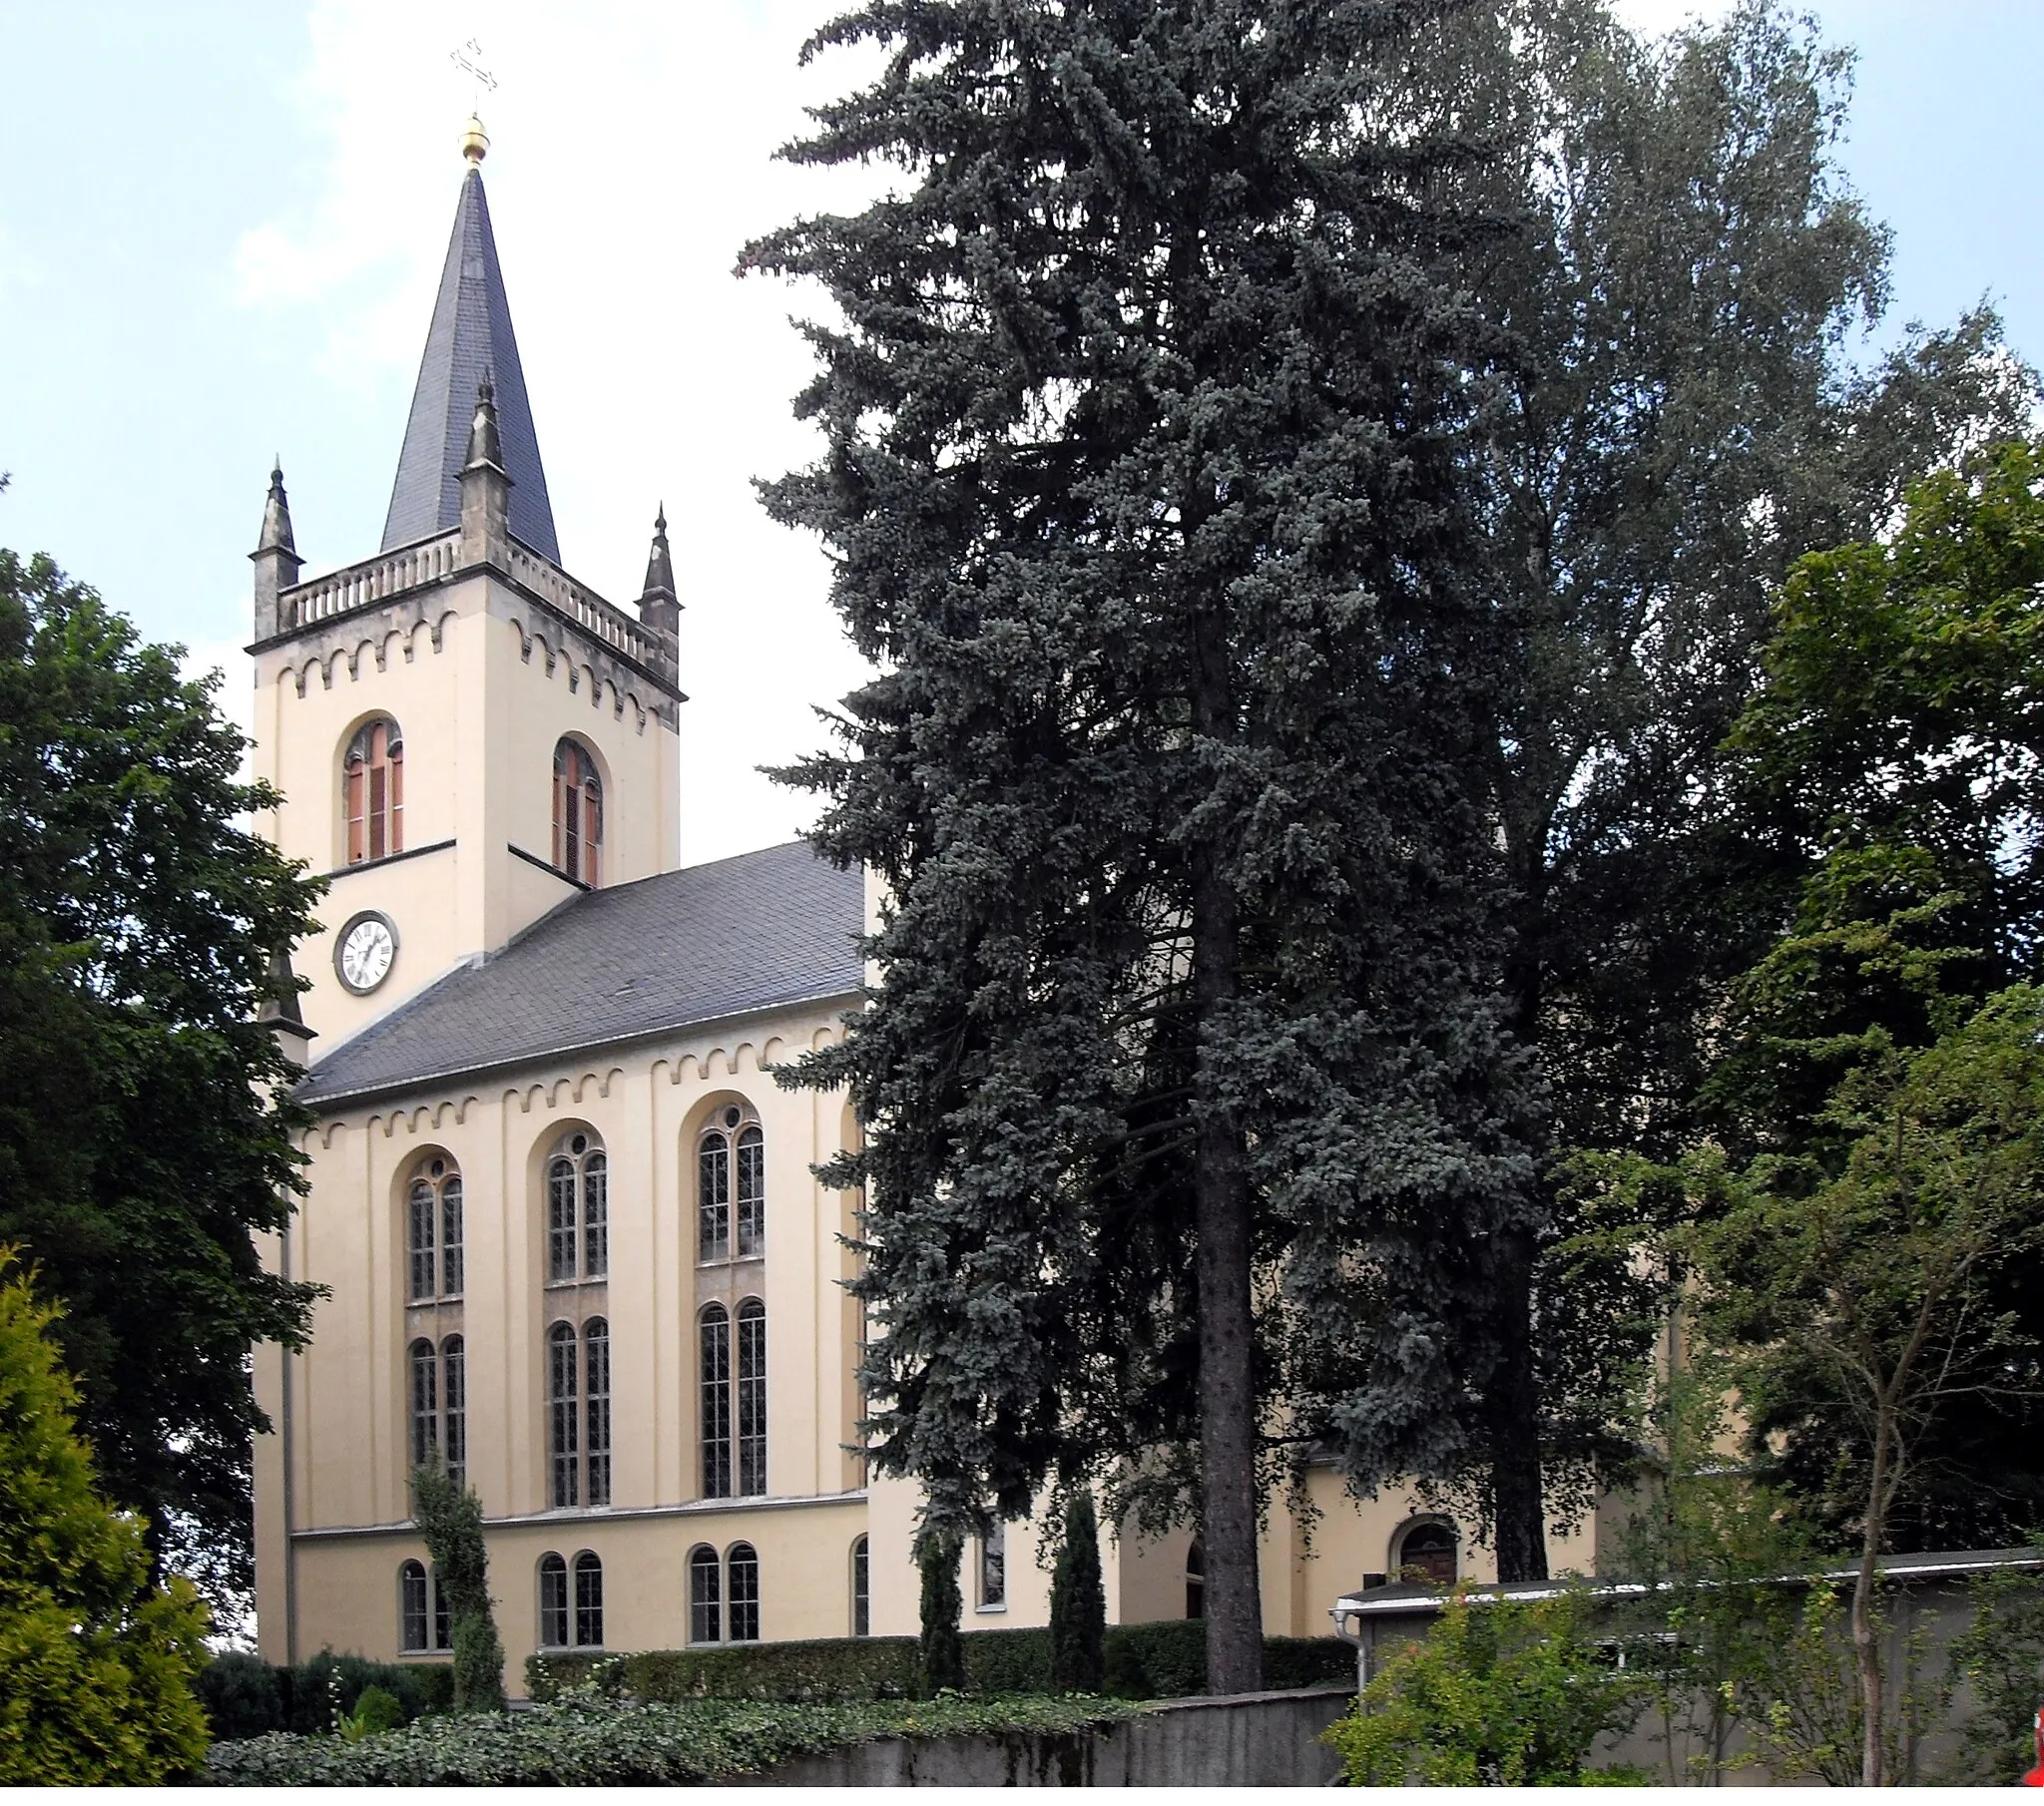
248 124 1593 1682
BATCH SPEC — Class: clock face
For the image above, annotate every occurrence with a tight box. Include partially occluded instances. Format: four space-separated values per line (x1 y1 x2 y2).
335 912 397 995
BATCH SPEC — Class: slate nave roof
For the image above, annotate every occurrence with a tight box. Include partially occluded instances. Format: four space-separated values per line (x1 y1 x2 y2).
295 841 865 1110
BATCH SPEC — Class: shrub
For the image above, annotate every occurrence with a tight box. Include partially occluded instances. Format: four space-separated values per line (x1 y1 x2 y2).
284 1652 455 1734
409 1464 505 1710
1323 1583 1648 1785
527 1623 1350 1705
341 1687 406 1740
1049 1491 1107 1692
918 1533 965 1695
205 1692 1139 1785
0 1250 212 1783
530 1637 920 1705
196 1652 286 1742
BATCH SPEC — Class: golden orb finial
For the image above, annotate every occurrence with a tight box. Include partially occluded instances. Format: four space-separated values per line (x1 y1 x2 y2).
461 114 489 166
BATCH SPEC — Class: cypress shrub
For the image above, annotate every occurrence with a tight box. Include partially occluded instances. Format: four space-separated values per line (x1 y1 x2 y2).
409 1464 506 1711
1048 1491 1107 1692
917 1533 965 1695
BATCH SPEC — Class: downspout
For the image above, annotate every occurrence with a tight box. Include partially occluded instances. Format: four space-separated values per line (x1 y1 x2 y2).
280 1216 299 1669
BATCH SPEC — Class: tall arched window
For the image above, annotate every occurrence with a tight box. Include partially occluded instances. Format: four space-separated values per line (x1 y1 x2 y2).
546 1132 608 1283
552 739 603 886
407 1156 462 1302
689 1544 722 1644
700 1304 731 1499
344 717 404 864
400 1559 430 1652
538 1553 569 1648
574 1551 605 1648
1185 1540 1205 1620
851 1536 870 1638
409 1338 438 1468
441 1335 466 1489
698 1107 765 1261
698 1129 730 1261
737 1126 765 1256
407 1337 465 1482
736 1299 766 1498
548 1322 579 1508
728 1543 761 1642
584 1318 611 1509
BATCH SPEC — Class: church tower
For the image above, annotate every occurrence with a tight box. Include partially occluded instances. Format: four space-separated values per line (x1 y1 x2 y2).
248 120 684 1053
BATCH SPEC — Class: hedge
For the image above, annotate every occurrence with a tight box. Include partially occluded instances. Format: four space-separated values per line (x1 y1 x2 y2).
204 1693 1139 1785
526 1621 1352 1704
196 1650 456 1740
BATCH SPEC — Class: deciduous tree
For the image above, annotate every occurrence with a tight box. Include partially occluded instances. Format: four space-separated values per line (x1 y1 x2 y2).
0 546 323 1595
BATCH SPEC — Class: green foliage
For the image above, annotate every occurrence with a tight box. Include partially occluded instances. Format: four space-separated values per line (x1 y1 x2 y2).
204 1692 1139 1786
529 1638 920 1705
526 1622 1351 1705
1323 1585 1648 1786
917 1533 964 1696
195 1651 286 1743
0 548 324 1595
288 1650 454 1733
1702 442 2044 1551
1405 0 2038 1570
338 1686 406 1741
1049 1491 1107 1693
408 1464 505 1711
0 1250 211 1783
1942 1561 2044 1785
751 0 1535 1660
1602 1358 1821 1784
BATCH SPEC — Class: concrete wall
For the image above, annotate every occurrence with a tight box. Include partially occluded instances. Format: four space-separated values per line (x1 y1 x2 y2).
738 1687 1353 1787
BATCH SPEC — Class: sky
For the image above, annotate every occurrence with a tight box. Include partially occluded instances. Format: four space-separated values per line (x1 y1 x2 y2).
1 0 2039 866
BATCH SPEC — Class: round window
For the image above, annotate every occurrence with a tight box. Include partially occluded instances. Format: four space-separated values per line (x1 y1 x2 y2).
571 1133 588 1155
723 1106 742 1129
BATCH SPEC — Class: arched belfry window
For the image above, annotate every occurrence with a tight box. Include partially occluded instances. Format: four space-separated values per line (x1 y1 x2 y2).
553 739 603 887
344 717 403 864
698 1107 764 1262
407 1155 463 1301
546 1131 608 1284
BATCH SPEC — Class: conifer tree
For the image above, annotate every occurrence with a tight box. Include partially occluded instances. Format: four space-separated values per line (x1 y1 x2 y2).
1049 1490 1107 1694
409 1465 505 1711
753 0 1533 1688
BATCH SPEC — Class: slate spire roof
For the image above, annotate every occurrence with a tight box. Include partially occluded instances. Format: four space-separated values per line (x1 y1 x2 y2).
380 163 561 562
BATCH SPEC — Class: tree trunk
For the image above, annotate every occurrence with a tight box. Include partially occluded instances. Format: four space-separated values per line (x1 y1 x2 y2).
1490 935 1549 1583
1192 854 1263 1694
1487 1222 1549 1581
1854 1415 1892 1787
1189 578 1263 1696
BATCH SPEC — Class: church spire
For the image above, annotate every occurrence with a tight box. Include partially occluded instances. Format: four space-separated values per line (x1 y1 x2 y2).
251 461 302 642
380 124 560 562
639 504 680 648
